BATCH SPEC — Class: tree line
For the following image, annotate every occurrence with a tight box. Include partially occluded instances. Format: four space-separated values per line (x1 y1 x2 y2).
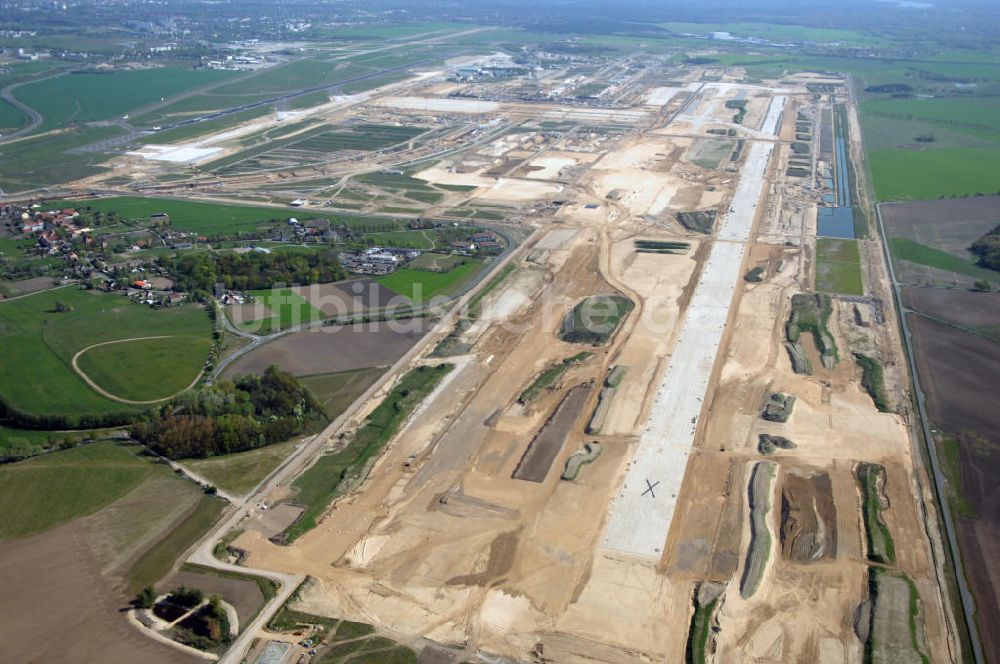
0 395 139 431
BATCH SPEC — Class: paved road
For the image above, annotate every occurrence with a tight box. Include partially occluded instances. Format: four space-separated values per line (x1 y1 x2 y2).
187 521 303 664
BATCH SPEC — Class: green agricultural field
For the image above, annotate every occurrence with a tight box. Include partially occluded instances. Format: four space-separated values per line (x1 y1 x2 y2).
300 367 385 419
12 68 234 132
0 425 105 461
815 238 864 295
0 98 27 131
0 125 123 192
365 230 435 250
913 60 1000 82
868 148 1000 201
320 21 472 40
862 97 1000 143
859 112 992 152
76 335 214 402
889 237 997 280
0 442 158 540
50 196 296 236
181 438 300 497
661 21 876 45
0 287 213 422
212 60 371 96
241 288 323 333
377 259 484 302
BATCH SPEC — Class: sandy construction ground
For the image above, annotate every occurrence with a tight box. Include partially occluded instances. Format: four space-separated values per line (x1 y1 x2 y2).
523 153 594 180
230 234 707 661
474 177 563 202
413 162 494 188
375 96 500 113
645 86 684 106
599 240 701 436
673 236 952 662
209 76 955 664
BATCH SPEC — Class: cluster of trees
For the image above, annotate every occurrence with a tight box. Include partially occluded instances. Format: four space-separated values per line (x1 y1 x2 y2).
0 253 59 281
970 224 1000 271
132 366 322 459
159 249 347 293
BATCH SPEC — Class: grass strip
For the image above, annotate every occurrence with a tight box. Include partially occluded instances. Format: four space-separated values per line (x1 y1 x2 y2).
858 463 896 565
685 596 718 664
519 353 591 404
854 354 889 412
937 436 977 519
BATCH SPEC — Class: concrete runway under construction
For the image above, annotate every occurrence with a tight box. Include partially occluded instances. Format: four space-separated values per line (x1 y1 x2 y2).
602 97 786 557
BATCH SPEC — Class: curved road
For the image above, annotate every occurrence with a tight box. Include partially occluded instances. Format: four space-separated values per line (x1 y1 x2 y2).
0 70 64 145
71 335 206 405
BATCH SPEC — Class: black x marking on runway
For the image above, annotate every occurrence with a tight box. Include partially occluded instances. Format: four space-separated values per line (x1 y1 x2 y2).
641 479 660 498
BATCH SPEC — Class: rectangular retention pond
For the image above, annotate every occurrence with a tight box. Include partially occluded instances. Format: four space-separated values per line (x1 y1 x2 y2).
817 206 856 238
